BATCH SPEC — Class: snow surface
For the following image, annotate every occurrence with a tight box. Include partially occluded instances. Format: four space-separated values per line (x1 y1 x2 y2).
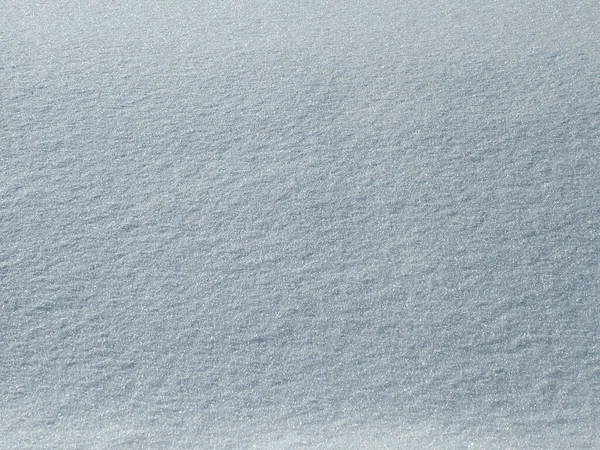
1 0 599 448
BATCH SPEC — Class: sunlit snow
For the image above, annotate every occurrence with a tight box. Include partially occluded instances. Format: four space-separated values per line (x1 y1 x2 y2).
1 0 599 448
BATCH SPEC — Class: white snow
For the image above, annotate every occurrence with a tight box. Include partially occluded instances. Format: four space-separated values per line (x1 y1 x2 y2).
1 0 599 448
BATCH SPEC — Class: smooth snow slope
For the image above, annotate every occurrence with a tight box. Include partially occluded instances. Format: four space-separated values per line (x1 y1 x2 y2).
1 0 599 448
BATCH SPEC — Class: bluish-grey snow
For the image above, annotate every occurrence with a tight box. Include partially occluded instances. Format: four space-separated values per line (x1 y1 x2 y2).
1 0 599 448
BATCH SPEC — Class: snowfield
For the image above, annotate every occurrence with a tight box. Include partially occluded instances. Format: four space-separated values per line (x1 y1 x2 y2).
1 0 599 448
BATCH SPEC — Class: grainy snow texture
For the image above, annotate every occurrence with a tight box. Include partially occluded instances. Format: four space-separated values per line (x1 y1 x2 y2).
2 0 599 448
